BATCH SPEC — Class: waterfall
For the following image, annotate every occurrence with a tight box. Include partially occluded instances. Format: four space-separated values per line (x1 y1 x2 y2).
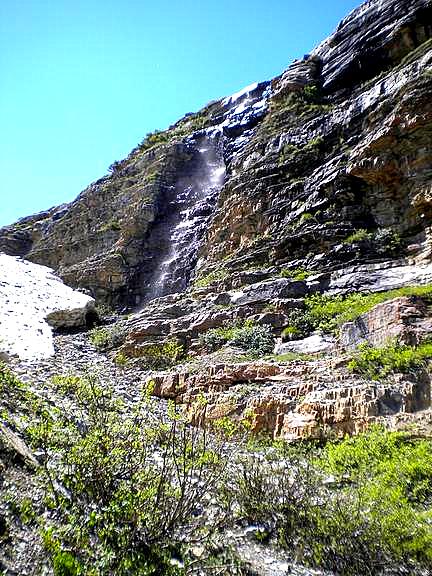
144 131 225 301
140 81 271 305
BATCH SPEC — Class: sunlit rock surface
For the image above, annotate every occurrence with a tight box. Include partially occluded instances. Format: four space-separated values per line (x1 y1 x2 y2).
0 253 95 360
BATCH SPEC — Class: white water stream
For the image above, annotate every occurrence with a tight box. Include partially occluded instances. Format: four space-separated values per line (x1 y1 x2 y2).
145 133 225 301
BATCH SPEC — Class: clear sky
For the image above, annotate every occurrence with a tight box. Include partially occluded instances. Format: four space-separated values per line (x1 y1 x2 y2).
0 0 360 226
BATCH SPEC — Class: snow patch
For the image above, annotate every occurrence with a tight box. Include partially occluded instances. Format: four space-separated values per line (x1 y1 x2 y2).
0 253 95 361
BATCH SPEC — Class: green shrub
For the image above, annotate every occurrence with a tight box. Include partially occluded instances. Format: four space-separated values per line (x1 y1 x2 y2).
139 129 171 151
286 285 432 337
282 308 313 338
136 339 184 369
343 228 372 244
304 135 324 150
0 362 24 394
343 228 402 253
229 323 274 356
30 376 226 576
98 218 121 233
280 267 310 281
348 340 432 380
113 352 129 367
193 268 229 288
89 325 124 350
281 325 301 339
231 428 432 575
278 143 300 163
373 228 402 254
200 321 274 357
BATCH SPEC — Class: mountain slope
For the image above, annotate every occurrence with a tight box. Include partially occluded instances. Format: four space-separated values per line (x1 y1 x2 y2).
1 0 431 309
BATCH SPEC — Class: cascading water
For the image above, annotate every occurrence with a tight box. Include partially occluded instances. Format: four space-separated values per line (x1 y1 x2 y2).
144 131 225 301
140 80 271 305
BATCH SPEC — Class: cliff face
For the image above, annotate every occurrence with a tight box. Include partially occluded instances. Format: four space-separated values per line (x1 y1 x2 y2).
1 0 431 308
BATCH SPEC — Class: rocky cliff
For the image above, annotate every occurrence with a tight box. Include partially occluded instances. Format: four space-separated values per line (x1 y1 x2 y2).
1 0 432 436
2 0 431 309
3 2 432 574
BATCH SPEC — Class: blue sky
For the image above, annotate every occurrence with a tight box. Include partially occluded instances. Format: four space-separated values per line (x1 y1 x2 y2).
0 0 360 226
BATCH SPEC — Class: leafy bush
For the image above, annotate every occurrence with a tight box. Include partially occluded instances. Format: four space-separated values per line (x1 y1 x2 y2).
373 228 402 254
139 129 171 151
0 362 24 394
230 428 432 575
348 340 432 380
282 308 313 339
29 375 227 575
280 267 310 281
343 228 402 253
98 218 121 233
343 228 372 244
281 325 302 339
304 135 324 150
229 323 274 356
136 339 184 369
200 321 274 357
89 325 124 350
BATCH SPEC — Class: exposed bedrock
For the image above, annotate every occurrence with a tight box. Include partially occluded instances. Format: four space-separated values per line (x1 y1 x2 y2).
1 0 431 308
0 0 432 441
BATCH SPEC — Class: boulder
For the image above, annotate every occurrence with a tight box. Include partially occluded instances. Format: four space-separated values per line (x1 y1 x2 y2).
328 263 432 296
230 279 308 306
274 333 336 355
340 296 427 349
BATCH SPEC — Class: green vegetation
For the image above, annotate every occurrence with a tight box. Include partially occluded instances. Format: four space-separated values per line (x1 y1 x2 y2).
199 320 274 357
343 228 372 244
94 302 115 319
268 351 314 362
281 325 301 338
348 340 432 380
138 129 171 151
0 362 24 394
304 135 324 150
280 267 310 281
193 267 229 288
299 211 314 223
270 85 332 118
285 284 432 336
89 325 125 350
342 228 402 255
113 351 129 367
278 135 324 165
278 142 300 164
231 427 432 575
4 358 432 575
133 339 184 369
98 218 121 233
27 375 227 576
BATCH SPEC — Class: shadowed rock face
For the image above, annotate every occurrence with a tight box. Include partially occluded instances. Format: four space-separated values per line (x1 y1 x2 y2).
0 0 431 309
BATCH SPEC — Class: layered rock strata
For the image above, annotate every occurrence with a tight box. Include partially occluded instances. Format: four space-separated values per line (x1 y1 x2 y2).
0 0 431 310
